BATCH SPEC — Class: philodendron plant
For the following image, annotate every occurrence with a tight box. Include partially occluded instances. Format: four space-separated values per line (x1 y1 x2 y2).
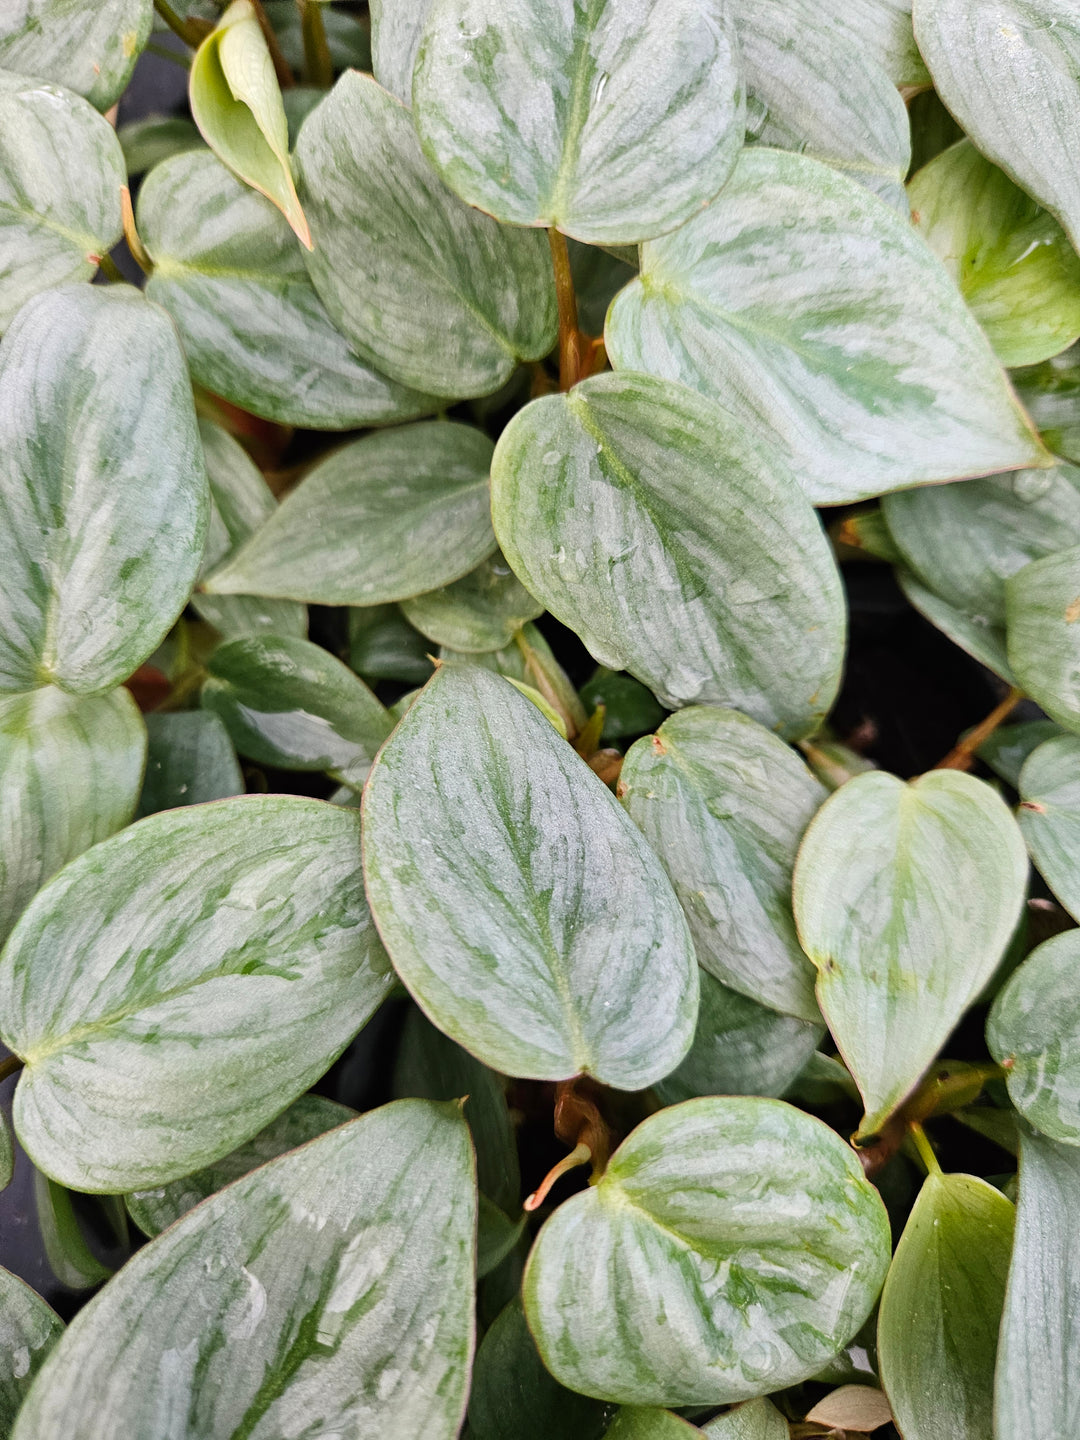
4 0 1080 1435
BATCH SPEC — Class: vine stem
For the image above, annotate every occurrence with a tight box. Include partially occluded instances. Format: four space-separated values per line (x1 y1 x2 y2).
523 1141 592 1212
95 253 126 283
298 0 333 87
0 1054 24 1084
909 1121 943 1177
251 0 294 88
153 0 210 46
548 228 583 391
935 686 1024 771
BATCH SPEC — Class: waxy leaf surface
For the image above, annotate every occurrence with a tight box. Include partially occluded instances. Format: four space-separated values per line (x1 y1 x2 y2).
700 1399 787 1440
369 0 431 101
896 569 1015 684
1006 546 1080 733
523 1096 890 1406
0 1267 61 1434
138 711 243 818
0 0 151 109
1017 734 1080 919
401 553 543 654
0 796 394 1191
362 665 698 1089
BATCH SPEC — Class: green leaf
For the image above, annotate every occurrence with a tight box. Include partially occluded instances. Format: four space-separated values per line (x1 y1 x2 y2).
0 1110 11 1193
362 664 698 1089
400 554 543 654
815 0 927 87
620 706 826 1020
491 373 844 737
913 0 1080 256
140 152 435 430
205 421 496 607
411 0 744 244
0 795 393 1191
699 1399 788 1440
293 71 557 398
994 1126 1080 1438
138 710 244 818
1017 734 1080 919
1012 346 1080 466
792 770 1028 1137
578 669 665 743
194 418 307 641
878 1171 1014 1440
369 0 430 102
0 285 209 695
117 114 204 177
263 0 370 73
201 634 393 788
0 1267 61 1433
883 464 1080 628
909 139 1080 368
896 569 1016 684
988 931 1080 1145
189 0 310 247
0 73 125 331
0 0 151 110
349 605 434 687
977 719 1064 788
12 1101 476 1439
0 686 145 949
727 0 911 207
652 969 824 1108
468 1297 610 1440
569 240 637 338
1006 546 1080 732
522 1096 891 1406
125 1092 355 1236
32 1174 127 1290
606 148 1048 506
604 1409 702 1438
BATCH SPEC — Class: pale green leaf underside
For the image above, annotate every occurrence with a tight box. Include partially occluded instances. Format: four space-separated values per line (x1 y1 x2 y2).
913 0 1080 256
700 1398 788 1440
620 706 826 1021
491 372 845 737
206 420 497 607
994 1127 1080 1439
0 795 393 1191
909 139 1080 368
0 685 145 949
138 710 244 817
0 285 208 695
413 0 744 245
1006 545 1080 733
896 568 1016 684
793 769 1028 1136
13 1102 475 1440
606 148 1047 505
0 0 152 110
605 1408 702 1438
0 1266 62 1434
400 553 543 653
989 930 1080 1146
140 151 434 430
294 71 557 398
1017 734 1080 920
362 665 698 1089
523 1096 890 1406
0 73 125 331
878 1172 1014 1440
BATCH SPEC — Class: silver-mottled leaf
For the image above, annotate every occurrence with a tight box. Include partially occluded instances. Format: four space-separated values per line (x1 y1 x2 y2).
0 0 151 109
362 665 698 1089
700 1399 788 1440
0 795 394 1191
896 568 1016 683
1006 545 1080 732
605 1409 702 1438
0 285 208 695
12 1101 475 1440
400 553 543 653
606 148 1048 505
793 770 1028 1137
205 421 496 606
293 71 556 398
0 1267 61 1434
138 710 244 818
1012 345 1080 467
370 0 430 101
620 706 826 1020
1017 734 1080 919
977 719 1064 789
522 1097 891 1406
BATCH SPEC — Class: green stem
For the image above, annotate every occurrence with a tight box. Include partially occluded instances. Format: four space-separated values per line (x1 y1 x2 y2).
146 39 192 68
96 253 126 283
251 0 295 87
0 1053 24 1084
547 227 582 391
298 0 334 87
909 1121 943 1177
153 0 206 47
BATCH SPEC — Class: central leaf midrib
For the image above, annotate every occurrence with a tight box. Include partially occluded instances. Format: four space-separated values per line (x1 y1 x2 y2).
547 0 606 225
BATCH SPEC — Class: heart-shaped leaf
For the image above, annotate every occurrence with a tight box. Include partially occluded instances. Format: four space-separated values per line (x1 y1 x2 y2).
412 0 744 244
369 0 430 101
0 285 208 695
878 1169 1014 1440
0 795 394 1191
909 138 1080 368
988 931 1080 1145
138 711 243 818
700 1399 788 1439
201 634 393 789
140 151 435 430
606 148 1048 505
12 1101 476 1439
204 420 496 607
994 1126 1080 1439
491 372 845 737
125 1092 355 1236
606 1409 703 1438
294 71 557 398
813 0 927 87
0 0 151 110
0 685 145 948
189 0 310 247
652 968 823 1108
793 770 1028 1137
620 706 826 1020
884 464 1080 628
0 74 125 330
522 1096 890 1406
400 553 543 654
362 664 698 1089
1006 546 1080 732
1016 733 1080 920
0 1267 61 1433
913 0 1080 255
